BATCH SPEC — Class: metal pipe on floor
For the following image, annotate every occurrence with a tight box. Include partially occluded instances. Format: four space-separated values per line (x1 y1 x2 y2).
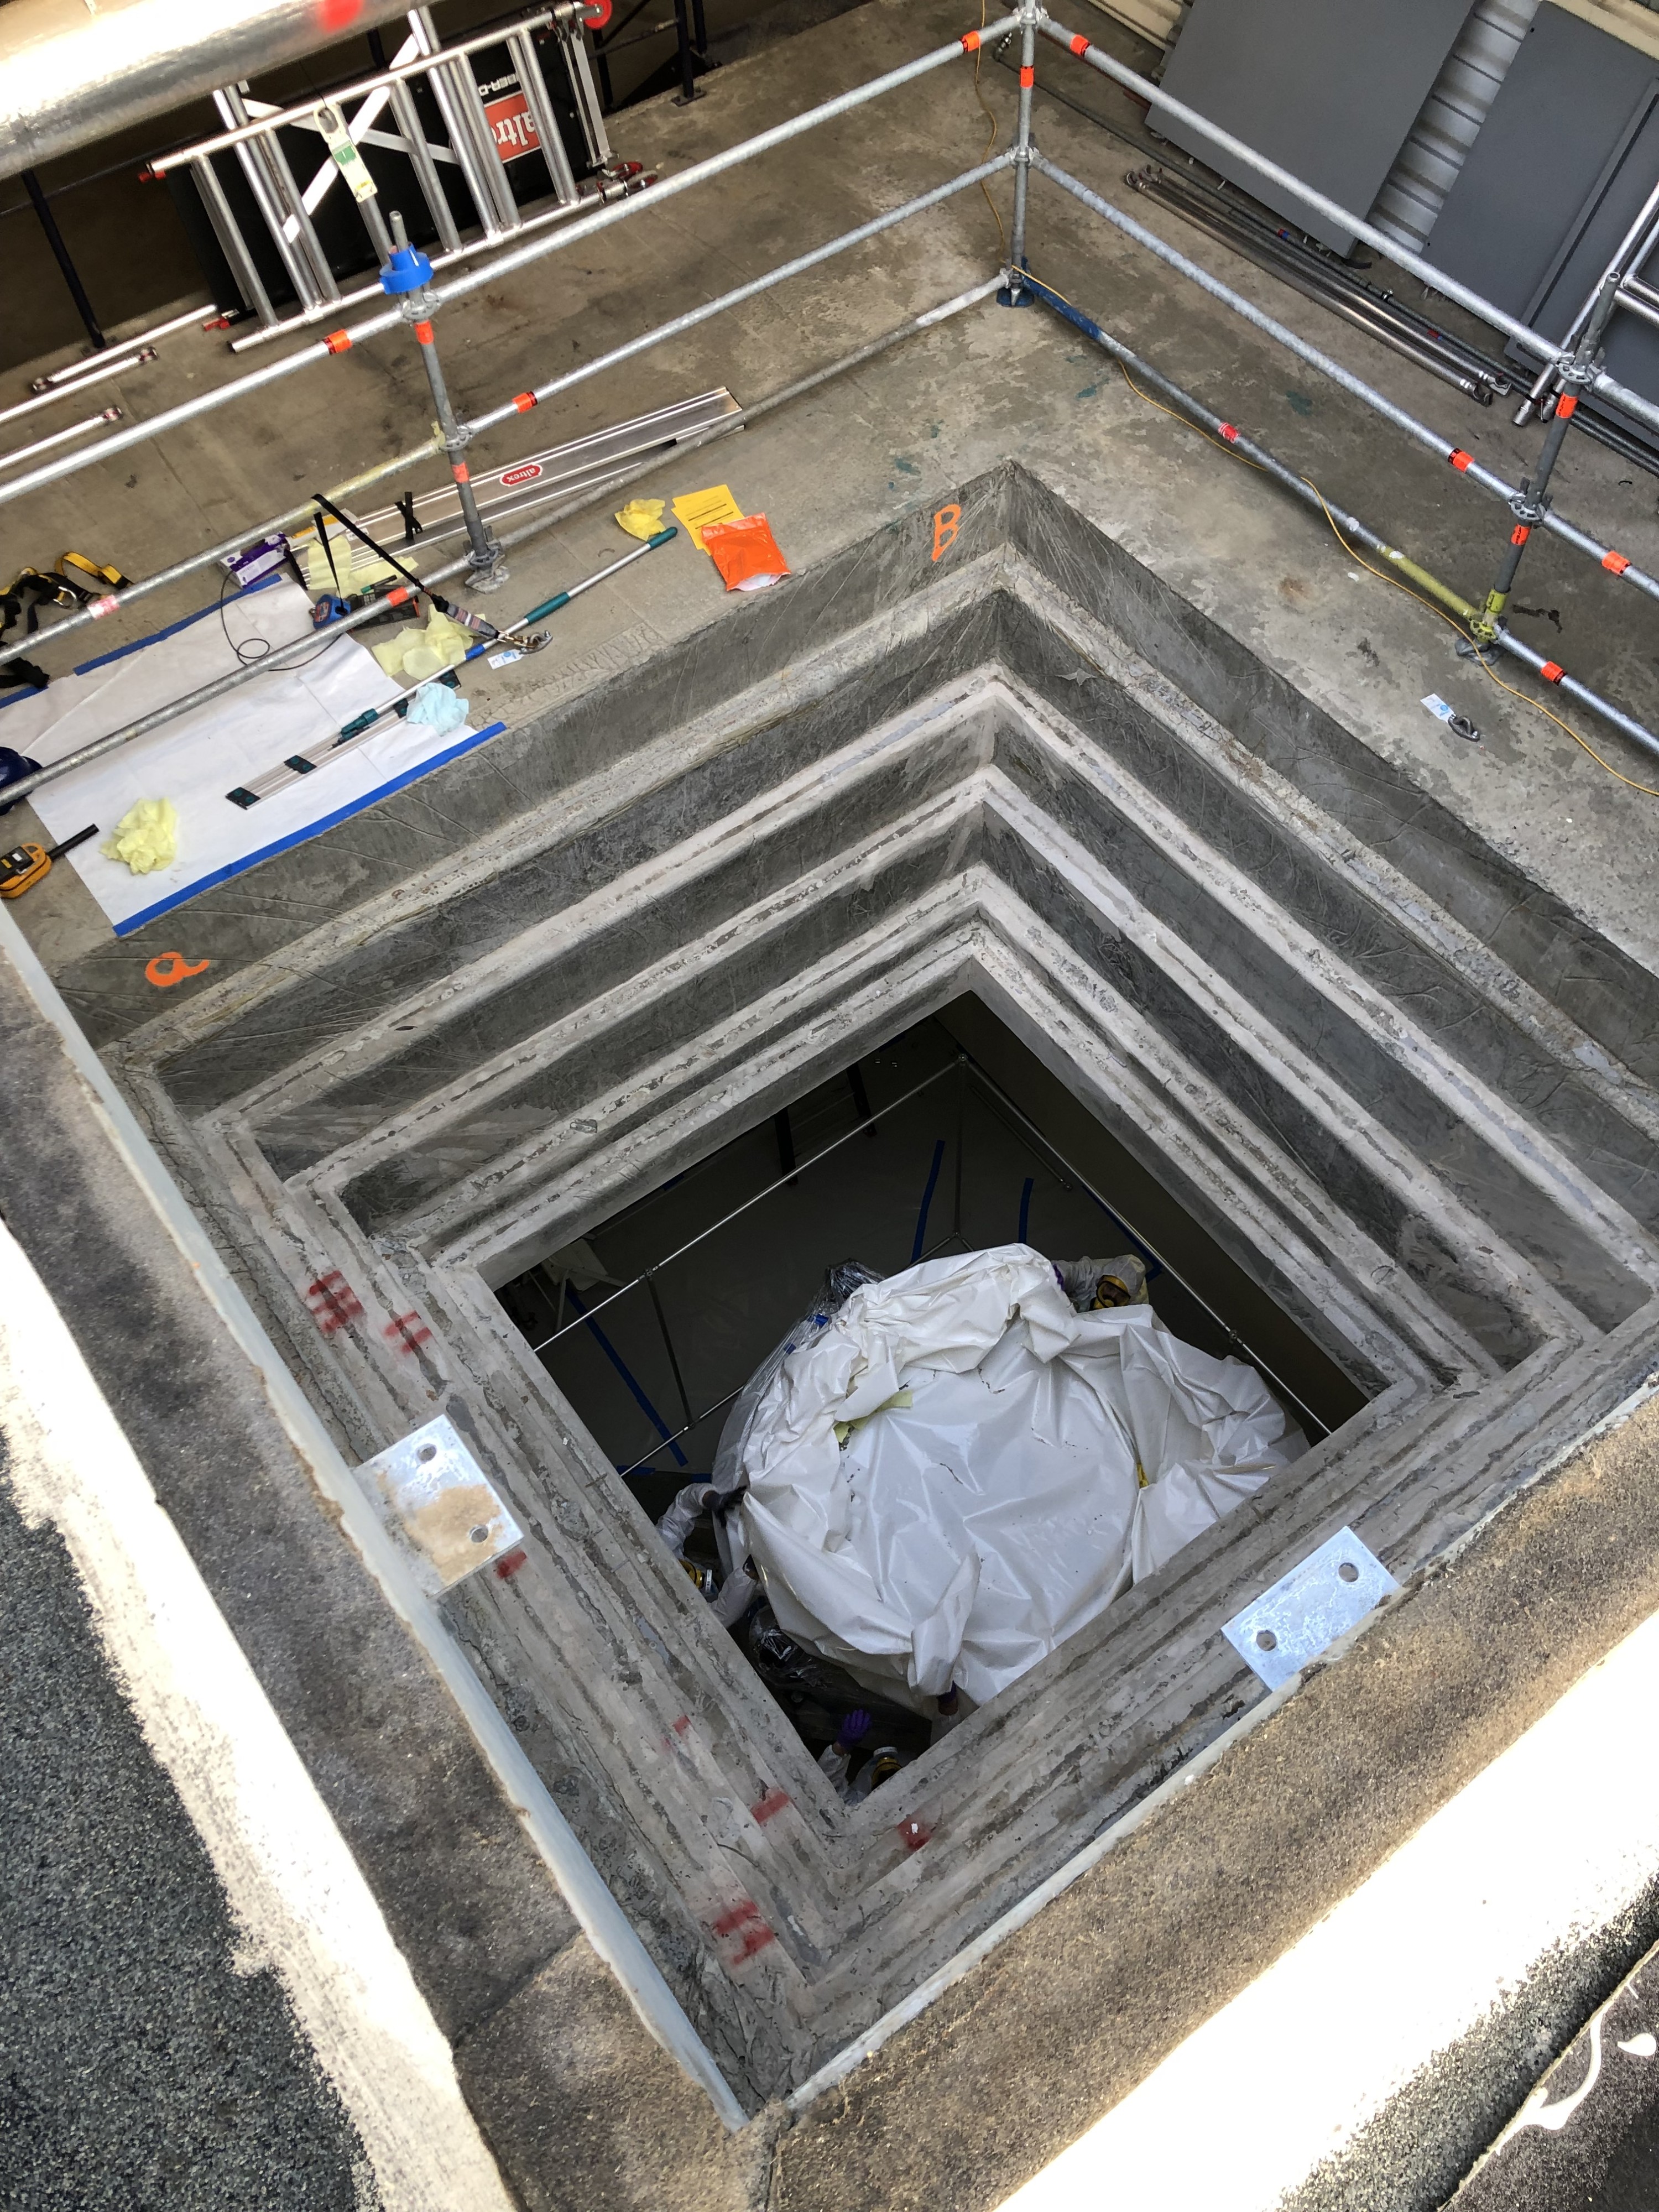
0 437 444 678
461 153 1015 440
0 352 153 432
1129 166 1516 389
1025 274 1659 769
0 262 1001 682
0 18 1020 512
0 404 121 471
1039 13 1659 441
739 275 1004 419
2 499 540 806
1128 171 1506 403
1031 156 1659 616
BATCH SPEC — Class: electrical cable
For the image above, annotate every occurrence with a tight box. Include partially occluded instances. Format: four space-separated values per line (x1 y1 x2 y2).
1031 266 1659 802
215 566 361 672
1303 486 1659 800
972 0 1008 259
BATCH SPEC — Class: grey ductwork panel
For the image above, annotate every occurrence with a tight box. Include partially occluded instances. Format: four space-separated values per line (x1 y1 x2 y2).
1149 0 1473 255
0 0 424 179
1428 4 1659 430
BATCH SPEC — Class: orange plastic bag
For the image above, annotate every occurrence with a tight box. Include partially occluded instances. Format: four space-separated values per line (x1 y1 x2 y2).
701 512 790 592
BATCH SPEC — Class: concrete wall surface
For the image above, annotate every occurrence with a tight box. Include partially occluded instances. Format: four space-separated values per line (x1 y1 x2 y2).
8 0 1659 2204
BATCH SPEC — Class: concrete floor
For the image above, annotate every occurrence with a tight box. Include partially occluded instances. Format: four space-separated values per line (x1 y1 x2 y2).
0 0 864 369
7 2 1659 2205
7 0 1659 985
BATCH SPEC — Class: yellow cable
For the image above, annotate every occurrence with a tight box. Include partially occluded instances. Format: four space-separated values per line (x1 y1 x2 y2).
973 0 1007 259
1304 483 1659 799
1030 266 1659 803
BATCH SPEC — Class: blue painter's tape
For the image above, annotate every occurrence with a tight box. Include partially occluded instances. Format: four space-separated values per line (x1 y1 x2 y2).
564 1282 687 1469
0 571 288 712
72 570 284 675
111 721 508 937
911 1136 946 1265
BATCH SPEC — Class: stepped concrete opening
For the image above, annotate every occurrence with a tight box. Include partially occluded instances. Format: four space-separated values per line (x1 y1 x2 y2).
56 463 1659 2117
495 997 1365 1768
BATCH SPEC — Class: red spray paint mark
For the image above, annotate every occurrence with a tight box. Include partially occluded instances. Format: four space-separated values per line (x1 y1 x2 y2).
896 1816 933 1854
493 1547 528 1581
750 1788 791 1825
306 1271 363 1334
711 1898 775 1964
315 0 363 30
384 1311 432 1355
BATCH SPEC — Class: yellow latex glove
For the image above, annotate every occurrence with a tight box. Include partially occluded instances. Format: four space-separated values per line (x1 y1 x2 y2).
372 623 425 676
102 797 178 875
370 608 470 680
615 498 666 542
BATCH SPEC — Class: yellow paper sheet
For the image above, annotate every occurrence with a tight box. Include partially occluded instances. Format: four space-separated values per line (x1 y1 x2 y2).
671 484 745 554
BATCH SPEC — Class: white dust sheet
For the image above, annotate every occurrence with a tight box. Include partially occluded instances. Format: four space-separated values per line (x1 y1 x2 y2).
1 582 502 935
726 1245 1306 1711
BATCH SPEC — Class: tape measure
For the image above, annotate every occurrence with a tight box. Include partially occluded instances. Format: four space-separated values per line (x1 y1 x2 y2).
0 823 97 899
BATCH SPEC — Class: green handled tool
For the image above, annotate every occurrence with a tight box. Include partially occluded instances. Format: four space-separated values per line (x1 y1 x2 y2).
467 525 679 659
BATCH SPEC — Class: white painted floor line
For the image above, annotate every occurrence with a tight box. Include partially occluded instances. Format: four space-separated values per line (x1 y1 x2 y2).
0 1219 515 2212
996 1590 1659 2212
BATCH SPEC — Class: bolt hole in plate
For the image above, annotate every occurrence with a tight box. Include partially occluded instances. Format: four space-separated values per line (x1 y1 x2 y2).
353 1414 524 1597
1224 1527 1399 1692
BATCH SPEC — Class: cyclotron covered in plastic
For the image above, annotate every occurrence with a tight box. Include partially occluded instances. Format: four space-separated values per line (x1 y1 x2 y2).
710 1244 1305 1712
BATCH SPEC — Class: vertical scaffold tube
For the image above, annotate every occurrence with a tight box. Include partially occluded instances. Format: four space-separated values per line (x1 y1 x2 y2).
384 209 505 590
1008 3 1037 294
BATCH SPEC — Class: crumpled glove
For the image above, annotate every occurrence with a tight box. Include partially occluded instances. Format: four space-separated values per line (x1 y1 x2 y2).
615 497 666 542
404 681 468 734
102 796 177 874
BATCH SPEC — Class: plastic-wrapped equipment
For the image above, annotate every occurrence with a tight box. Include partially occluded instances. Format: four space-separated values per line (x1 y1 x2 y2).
719 1244 1304 1712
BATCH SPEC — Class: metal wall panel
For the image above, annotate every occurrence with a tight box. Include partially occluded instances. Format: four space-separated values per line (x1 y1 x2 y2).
1429 3 1659 436
1428 3 1658 314
1372 0 1542 252
1147 0 1473 254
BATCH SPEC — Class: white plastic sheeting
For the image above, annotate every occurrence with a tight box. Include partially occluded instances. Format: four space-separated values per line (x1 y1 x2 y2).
725 1245 1305 1711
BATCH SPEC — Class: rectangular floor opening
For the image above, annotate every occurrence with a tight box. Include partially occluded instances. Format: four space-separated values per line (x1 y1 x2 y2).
495 993 1368 1779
